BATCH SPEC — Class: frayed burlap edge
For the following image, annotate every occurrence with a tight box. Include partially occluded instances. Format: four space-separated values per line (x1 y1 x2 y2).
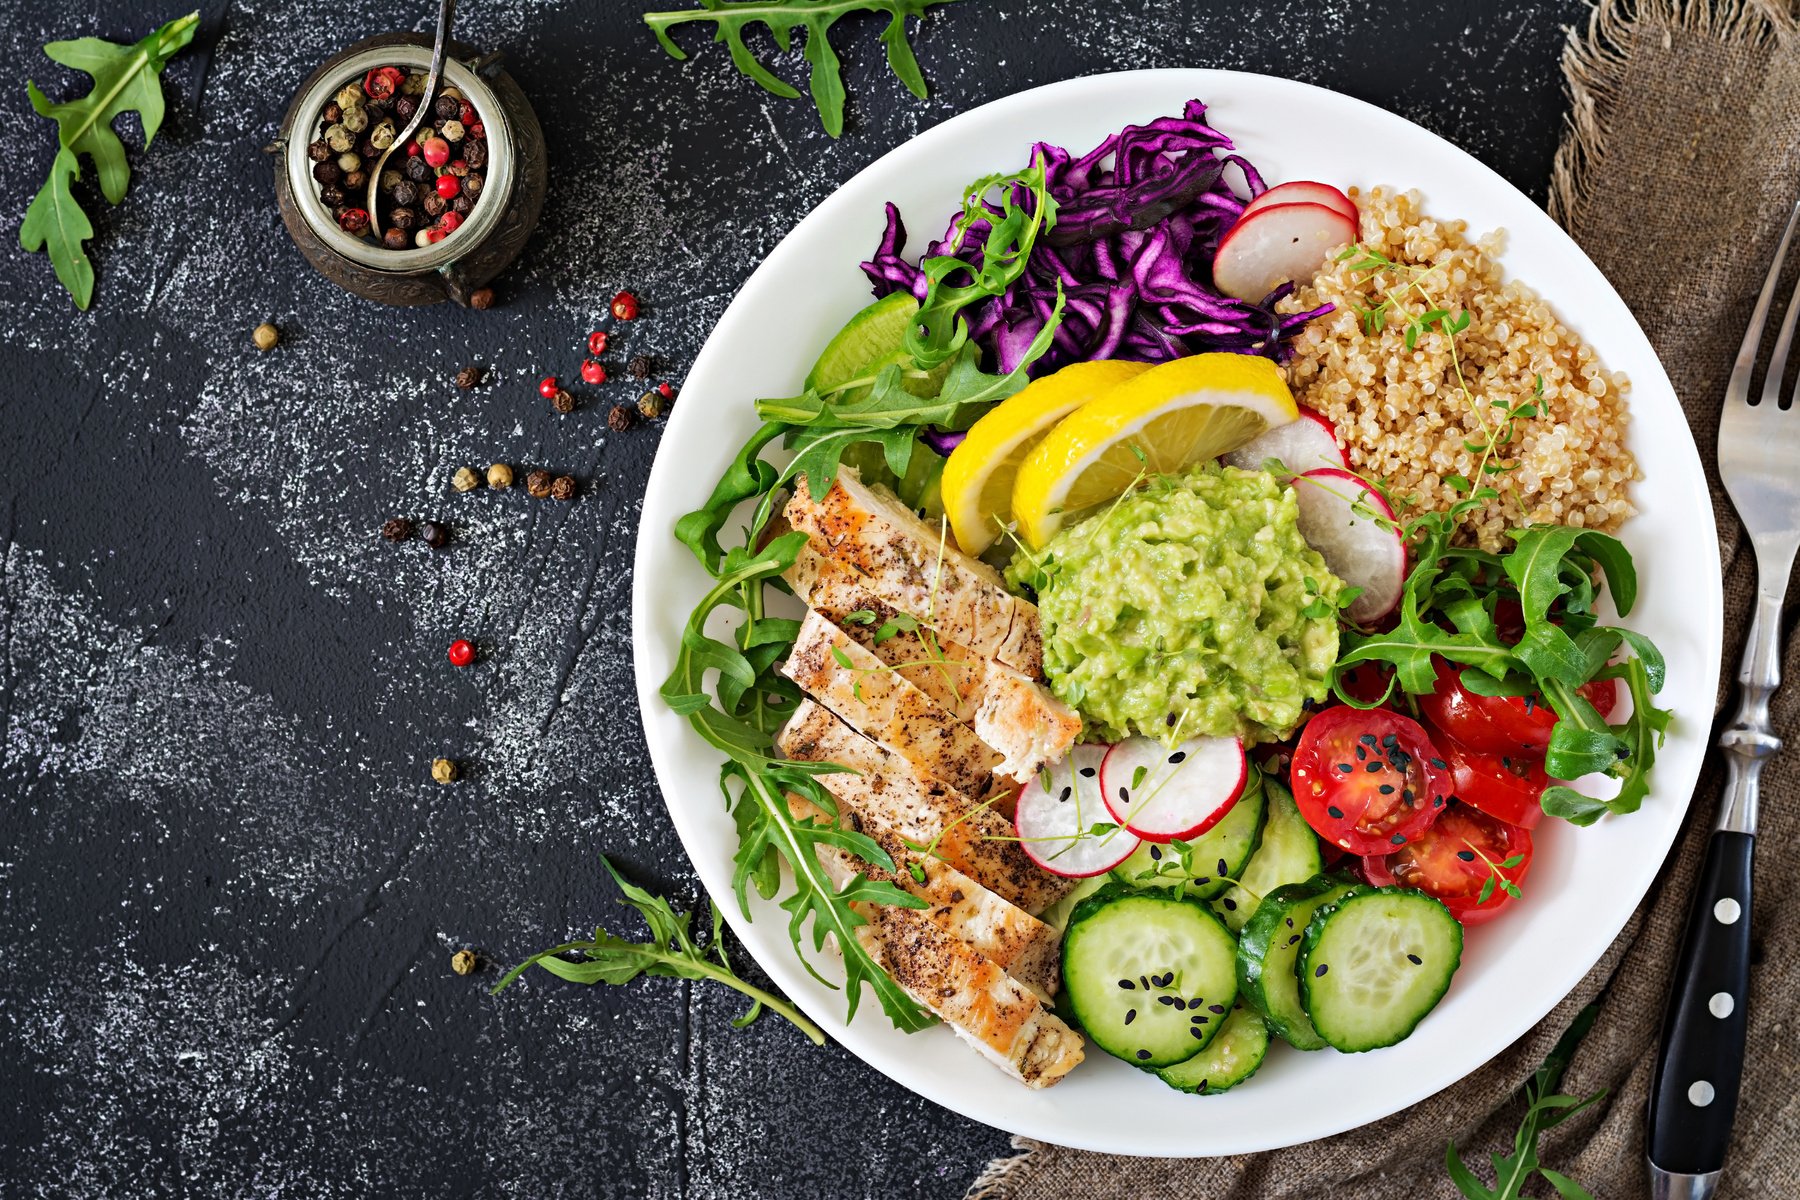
1549 0 1795 229
964 1138 1035 1200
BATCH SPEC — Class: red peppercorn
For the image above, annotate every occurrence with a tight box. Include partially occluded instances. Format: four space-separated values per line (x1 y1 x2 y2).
435 174 461 199
438 210 464 234
587 330 609 356
467 122 485 140
422 137 451 168
447 639 476 667
610 290 640 320
538 376 560 399
427 229 448 244
338 207 371 234
658 381 676 400
364 67 401 100
581 359 607 385
458 101 476 125
405 139 422 158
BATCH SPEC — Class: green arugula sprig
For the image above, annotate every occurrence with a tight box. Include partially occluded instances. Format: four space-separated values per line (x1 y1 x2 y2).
643 0 958 137
1447 1004 1606 1199
21 12 198 309
664 166 1063 1031
492 856 826 1044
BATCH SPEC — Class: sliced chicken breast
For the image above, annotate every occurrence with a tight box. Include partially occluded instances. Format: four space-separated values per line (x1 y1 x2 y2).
786 470 1043 677
777 700 1072 915
782 609 1000 798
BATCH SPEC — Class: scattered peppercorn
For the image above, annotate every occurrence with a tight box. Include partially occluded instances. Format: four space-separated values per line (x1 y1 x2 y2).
551 475 577 501
469 287 495 310
587 330 609 356
431 756 459 784
447 638 476 667
419 520 450 548
658 381 676 400
486 462 513 489
636 390 665 420
451 466 481 493
381 517 414 542
323 101 343 124
252 322 280 351
627 354 653 380
455 365 485 390
610 290 640 320
307 139 331 163
537 376 560 399
382 227 410 250
450 949 477 976
338 208 371 235
580 359 606 385
434 94 461 120
551 389 576 414
608 404 636 432
525 469 553 498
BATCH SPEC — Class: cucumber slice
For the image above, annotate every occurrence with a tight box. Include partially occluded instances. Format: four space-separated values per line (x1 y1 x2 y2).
1062 884 1239 1068
1113 773 1267 900
1213 779 1324 932
1299 888 1464 1052
1155 1004 1271 1094
1236 876 1367 1050
1037 874 1110 933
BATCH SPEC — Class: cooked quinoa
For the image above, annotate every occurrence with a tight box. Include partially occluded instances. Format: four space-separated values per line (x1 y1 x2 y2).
1280 187 1637 551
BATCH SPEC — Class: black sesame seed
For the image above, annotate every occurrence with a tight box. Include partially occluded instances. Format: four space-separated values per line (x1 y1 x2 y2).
1523 697 1536 715
1354 744 1367 761
1125 1009 1137 1025
1285 917 1294 928
1332 763 1352 774
1287 933 1301 946
1136 1050 1151 1060
1059 786 1072 802
1222 897 1237 911
1190 1014 1206 1024
1315 964 1329 977
1366 761 1383 773
1158 995 1176 1006
1139 975 1150 989
1118 786 1130 802
1403 788 1415 804
1434 795 1446 808
1208 1003 1225 1014
1360 734 1379 746
1456 850 1476 862
1190 1028 1205 1040
1216 858 1228 876
1378 784 1395 795
1382 733 1399 747
1119 978 1136 989
1079 766 1096 778
1327 805 1344 819
1429 758 1447 769
1173 998 1188 1011
1391 833 1407 845
1407 953 1423 965
1149 845 1163 861
1169 751 1187 764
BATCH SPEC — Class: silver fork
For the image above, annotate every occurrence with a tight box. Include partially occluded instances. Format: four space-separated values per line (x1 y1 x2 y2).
1647 200 1800 1200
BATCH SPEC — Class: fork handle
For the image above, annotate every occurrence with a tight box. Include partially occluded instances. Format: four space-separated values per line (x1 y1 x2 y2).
1647 830 1753 1189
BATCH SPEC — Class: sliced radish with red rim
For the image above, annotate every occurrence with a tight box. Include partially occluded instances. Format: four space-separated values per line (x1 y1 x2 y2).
1015 743 1140 878
1221 405 1348 474
1213 201 1357 303
1242 180 1358 225
1100 735 1247 843
1292 467 1406 625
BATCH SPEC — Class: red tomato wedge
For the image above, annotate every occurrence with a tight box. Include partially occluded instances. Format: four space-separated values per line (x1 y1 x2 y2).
1439 737 1548 829
1418 657 1619 756
1290 706 1452 855
1363 802 1534 926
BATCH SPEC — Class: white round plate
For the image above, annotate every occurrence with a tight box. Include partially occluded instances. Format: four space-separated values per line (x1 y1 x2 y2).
632 69 1721 1156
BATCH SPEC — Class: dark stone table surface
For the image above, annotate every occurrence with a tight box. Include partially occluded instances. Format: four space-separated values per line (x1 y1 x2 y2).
0 2 1584 1195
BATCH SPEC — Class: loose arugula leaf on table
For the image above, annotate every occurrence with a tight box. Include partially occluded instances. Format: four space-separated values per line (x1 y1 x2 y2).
21 12 198 309
1447 1003 1606 1200
491 856 827 1044
642 0 959 137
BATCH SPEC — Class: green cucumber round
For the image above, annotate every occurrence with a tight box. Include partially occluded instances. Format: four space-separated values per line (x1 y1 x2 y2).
1299 888 1464 1053
1212 779 1323 932
1236 876 1367 1051
1155 1003 1270 1095
1113 775 1268 900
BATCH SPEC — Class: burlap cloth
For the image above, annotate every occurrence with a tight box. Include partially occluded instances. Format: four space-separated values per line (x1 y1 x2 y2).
969 2 1800 1195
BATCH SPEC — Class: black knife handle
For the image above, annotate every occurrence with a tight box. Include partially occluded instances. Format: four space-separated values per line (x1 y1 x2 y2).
1647 830 1754 1176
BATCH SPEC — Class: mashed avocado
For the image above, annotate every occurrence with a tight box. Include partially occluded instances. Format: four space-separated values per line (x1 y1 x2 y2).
1007 465 1341 745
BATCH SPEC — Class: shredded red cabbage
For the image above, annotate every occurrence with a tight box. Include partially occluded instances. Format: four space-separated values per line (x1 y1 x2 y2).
861 100 1333 377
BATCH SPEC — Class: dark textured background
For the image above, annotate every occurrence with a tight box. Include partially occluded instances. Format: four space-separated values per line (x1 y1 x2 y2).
0 2 1586 1196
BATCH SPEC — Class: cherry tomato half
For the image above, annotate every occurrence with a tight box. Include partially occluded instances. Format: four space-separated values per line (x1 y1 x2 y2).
1363 802 1533 926
1291 706 1453 856
1439 736 1548 829
1418 658 1619 756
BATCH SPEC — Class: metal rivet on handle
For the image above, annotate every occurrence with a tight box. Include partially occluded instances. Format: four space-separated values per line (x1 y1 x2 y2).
1688 1080 1716 1107
1709 992 1735 1018
1713 898 1742 924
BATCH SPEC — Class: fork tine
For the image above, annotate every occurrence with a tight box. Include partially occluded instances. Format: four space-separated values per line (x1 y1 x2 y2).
1728 200 1800 406
1762 229 1800 409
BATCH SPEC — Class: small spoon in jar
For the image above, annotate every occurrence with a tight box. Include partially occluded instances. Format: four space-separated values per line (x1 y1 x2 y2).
367 0 458 240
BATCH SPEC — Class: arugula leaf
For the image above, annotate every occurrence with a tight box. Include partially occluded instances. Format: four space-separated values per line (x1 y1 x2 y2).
21 13 198 309
491 856 825 1044
643 0 958 137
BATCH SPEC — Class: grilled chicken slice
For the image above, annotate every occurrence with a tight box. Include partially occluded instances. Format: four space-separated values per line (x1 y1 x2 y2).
786 470 1043 677
787 541 1081 784
778 700 1072 915
787 794 1062 1001
782 609 1001 798
855 902 1085 1088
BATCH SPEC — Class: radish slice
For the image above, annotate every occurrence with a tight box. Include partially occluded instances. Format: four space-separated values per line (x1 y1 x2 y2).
1100 736 1247 843
1221 405 1348 474
1015 744 1141 878
1243 181 1358 225
1293 467 1406 625
1213 202 1357 302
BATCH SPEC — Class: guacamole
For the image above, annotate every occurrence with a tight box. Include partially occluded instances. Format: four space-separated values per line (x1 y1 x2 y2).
1007 465 1341 745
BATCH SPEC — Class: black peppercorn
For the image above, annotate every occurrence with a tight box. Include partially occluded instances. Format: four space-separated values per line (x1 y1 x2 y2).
405 156 432 183
628 354 654 380
313 160 342 185
394 95 418 122
455 365 485 390
307 139 331 163
383 227 410 250
419 520 450 548
381 517 413 542
423 194 447 218
392 180 418 207
551 475 577 502
465 140 487 170
525 470 552 499
323 101 343 124
319 185 346 207
552 389 576 414
434 94 460 119
608 404 636 432
343 169 367 192
461 172 484 199
356 138 377 160
389 207 417 231
452 194 472 215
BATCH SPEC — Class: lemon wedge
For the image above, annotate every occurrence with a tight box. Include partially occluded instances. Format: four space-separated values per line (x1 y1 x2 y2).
941 360 1152 555
1012 353 1298 548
